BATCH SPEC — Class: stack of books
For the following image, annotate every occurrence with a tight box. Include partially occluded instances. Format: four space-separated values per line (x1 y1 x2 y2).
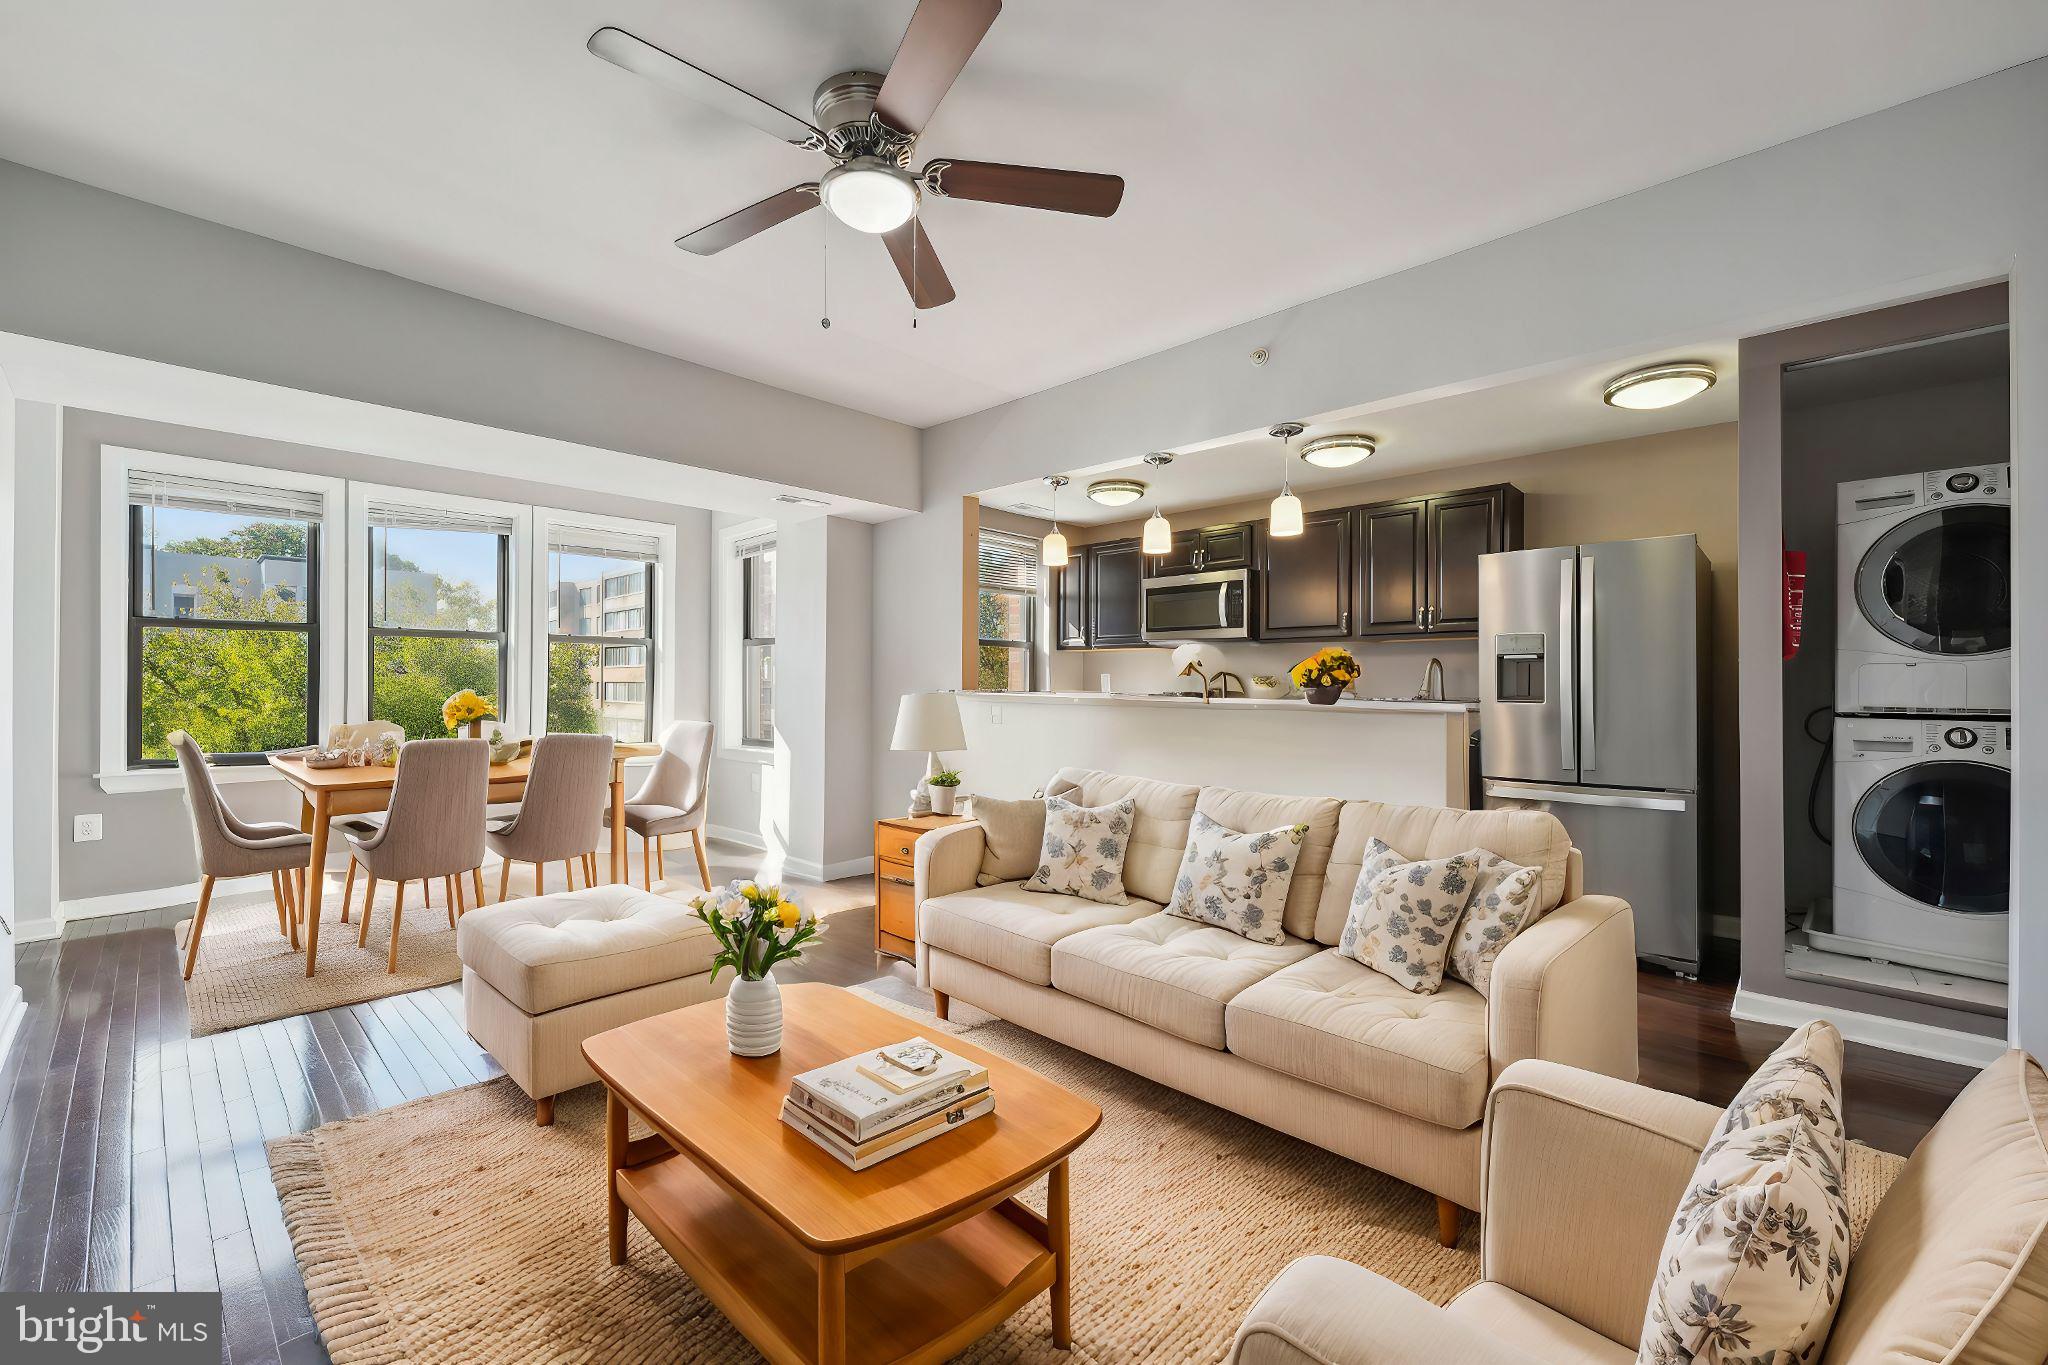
782 1037 994 1171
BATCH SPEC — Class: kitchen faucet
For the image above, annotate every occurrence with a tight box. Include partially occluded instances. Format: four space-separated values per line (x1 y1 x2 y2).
1415 657 1445 702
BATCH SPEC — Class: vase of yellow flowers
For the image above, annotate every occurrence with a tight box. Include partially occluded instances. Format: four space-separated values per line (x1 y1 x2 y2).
1290 646 1360 705
691 880 820 1056
441 688 496 738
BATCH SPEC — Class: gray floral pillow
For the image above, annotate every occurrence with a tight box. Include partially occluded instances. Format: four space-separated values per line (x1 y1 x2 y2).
1164 810 1311 945
1025 796 1136 905
1445 851 1542 997
1338 844 1482 993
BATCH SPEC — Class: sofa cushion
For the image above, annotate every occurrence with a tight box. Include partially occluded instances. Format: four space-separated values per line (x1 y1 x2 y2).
1195 787 1342 940
1046 768 1199 905
1051 914 1320 1050
920 881 1160 986
1164 810 1312 945
1446 1283 1634 1365
968 792 1046 886
454 884 718 1014
1225 949 1491 1128
1315 801 1573 944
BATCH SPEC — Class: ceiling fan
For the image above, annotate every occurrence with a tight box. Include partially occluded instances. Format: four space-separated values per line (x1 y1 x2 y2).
587 0 1125 309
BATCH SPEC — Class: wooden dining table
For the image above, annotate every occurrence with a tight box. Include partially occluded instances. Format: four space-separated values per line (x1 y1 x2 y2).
268 741 661 976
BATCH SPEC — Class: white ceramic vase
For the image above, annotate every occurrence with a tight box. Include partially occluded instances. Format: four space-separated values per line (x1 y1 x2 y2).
725 971 783 1056
929 784 958 816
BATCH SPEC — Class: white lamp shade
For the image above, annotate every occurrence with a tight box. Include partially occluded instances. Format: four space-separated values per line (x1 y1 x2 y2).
1040 527 1069 566
1269 491 1305 538
890 691 966 753
1141 510 1172 555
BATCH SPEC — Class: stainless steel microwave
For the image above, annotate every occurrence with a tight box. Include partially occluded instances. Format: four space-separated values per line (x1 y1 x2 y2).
1142 568 1252 641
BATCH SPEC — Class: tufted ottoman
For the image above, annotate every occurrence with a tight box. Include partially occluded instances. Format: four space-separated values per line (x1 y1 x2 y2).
457 883 725 1124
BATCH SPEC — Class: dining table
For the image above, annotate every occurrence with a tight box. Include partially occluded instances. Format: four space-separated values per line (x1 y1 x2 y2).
267 741 661 976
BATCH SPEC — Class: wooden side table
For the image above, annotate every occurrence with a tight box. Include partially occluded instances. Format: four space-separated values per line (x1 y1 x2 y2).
874 813 967 962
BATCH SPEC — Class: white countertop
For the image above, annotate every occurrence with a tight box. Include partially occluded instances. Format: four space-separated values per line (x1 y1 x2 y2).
967 691 1478 715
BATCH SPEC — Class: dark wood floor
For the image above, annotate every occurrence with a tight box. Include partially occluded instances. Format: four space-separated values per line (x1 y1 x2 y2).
0 874 1973 1363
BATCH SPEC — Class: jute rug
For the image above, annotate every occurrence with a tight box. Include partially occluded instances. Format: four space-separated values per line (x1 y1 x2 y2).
177 877 466 1037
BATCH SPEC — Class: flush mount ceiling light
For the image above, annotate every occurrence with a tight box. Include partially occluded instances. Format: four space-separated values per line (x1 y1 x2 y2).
1086 477 1148 507
1040 475 1071 567
1300 433 1377 469
1140 453 1174 555
1268 422 1306 538
1603 362 1717 410
818 157 920 234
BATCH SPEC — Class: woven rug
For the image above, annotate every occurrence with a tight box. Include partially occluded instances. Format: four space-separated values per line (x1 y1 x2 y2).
177 876 468 1037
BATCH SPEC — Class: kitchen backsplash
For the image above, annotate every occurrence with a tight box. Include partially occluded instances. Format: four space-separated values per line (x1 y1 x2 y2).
1045 637 1480 700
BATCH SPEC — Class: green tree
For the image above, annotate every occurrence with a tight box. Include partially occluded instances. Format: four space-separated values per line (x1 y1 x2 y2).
162 522 309 560
370 574 504 739
547 641 602 734
138 568 309 759
975 589 1026 690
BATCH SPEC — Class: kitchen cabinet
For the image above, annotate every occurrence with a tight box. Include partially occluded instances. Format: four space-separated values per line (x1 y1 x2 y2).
1086 538 1148 646
1356 499 1428 636
1055 552 1089 647
1355 484 1522 636
1147 522 1253 576
1257 509 1353 639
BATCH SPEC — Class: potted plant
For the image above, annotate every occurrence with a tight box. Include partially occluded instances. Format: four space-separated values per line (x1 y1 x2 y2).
1290 647 1360 705
926 768 963 815
690 881 821 1056
441 688 496 738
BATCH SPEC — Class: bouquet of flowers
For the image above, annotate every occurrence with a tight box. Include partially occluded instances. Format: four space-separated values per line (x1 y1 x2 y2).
690 881 821 983
1290 646 1360 690
441 688 495 733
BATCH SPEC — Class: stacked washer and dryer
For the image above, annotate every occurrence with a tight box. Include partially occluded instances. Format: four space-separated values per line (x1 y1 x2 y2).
1823 462 2012 984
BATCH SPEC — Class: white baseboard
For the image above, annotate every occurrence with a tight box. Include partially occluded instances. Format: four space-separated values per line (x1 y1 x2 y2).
14 917 62 945
706 824 767 852
54 853 522 929
819 855 875 882
1732 985 2008 1069
0 986 25 1071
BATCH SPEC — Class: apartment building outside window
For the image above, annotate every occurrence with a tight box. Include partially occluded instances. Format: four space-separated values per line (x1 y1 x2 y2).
546 522 662 742
364 499 514 740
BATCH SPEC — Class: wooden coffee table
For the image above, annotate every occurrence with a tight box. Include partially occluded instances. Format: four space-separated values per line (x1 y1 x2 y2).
581 983 1101 1365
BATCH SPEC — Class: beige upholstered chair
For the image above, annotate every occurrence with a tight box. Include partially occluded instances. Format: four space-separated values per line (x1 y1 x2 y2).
168 732 315 980
346 738 489 972
605 719 714 889
490 733 613 901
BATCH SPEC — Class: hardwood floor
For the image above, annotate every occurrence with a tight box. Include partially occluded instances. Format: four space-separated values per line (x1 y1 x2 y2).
0 844 1974 1363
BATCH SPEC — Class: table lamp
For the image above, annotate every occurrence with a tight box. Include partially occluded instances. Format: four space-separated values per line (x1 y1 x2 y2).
891 691 966 815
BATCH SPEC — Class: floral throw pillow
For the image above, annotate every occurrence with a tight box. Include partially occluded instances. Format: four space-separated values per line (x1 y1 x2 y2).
1026 796 1136 905
1164 811 1311 945
1338 843 1483 993
1445 851 1542 997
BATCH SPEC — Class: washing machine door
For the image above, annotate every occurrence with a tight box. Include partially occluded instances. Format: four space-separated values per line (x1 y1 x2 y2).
1851 759 2009 913
1853 504 2010 655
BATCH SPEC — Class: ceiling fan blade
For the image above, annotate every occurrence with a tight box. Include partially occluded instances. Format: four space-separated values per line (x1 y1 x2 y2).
588 27 824 150
873 0 1001 136
881 219 957 309
675 185 820 255
923 159 1124 216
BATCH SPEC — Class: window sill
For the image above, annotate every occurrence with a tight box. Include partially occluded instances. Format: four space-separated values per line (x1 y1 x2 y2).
98 766 288 795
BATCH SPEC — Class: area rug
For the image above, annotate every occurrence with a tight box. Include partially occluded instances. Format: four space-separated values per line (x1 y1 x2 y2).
177 876 468 1037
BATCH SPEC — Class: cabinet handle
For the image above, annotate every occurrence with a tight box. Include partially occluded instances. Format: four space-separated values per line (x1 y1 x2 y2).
1340 610 1349 632
882 875 914 887
899 844 913 857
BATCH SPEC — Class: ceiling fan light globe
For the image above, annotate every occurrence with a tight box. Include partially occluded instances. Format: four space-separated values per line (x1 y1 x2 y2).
820 160 919 234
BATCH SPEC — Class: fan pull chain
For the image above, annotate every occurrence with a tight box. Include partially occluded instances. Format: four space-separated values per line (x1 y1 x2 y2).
911 210 920 330
819 213 831 330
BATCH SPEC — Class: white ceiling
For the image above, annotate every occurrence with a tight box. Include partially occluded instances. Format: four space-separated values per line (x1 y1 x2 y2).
1 2 2044 428
980 342 1740 524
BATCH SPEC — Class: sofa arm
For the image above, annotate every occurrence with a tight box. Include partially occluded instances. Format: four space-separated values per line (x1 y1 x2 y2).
911 822 986 989
1230 1256 1541 1365
1487 894 1637 1082
1479 1059 1719 1348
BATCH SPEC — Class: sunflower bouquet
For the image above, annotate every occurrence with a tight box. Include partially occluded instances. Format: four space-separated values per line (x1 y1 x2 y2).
690 881 820 983
441 688 496 733
1289 646 1360 691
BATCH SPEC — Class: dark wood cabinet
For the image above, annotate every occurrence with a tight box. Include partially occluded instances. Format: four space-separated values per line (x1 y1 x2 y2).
1356 499 1428 635
1055 552 1089 648
1356 483 1522 637
1146 521 1252 576
1424 489 1511 631
1085 538 1147 647
1257 510 1352 639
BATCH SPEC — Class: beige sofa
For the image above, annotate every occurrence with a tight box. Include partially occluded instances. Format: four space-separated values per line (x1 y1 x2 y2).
913 768 1639 1241
1230 1050 2048 1364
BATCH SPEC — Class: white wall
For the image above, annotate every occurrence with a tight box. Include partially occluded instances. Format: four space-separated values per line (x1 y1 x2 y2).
884 59 2048 1052
0 376 22 1060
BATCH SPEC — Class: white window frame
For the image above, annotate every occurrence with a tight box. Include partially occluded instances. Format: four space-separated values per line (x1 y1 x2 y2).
715 519 776 764
532 506 679 749
97 446 347 792
346 482 534 735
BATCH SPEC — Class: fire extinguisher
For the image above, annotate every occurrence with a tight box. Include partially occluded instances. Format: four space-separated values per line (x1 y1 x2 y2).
1783 545 1807 661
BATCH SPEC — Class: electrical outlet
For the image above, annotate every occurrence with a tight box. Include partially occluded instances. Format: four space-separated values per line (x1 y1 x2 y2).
73 813 104 843
989 706 1003 725
749 768 761 794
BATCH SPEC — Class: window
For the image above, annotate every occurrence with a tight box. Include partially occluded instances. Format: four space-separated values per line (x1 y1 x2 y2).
976 529 1039 691
738 535 776 746
127 471 326 765
365 500 514 740
547 521 660 741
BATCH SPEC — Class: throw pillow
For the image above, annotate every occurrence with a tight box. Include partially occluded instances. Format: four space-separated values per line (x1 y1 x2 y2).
1338 843 1483 993
969 793 1047 886
1026 796 1136 904
1636 1022 1849 1365
1163 810 1311 945
1445 850 1543 997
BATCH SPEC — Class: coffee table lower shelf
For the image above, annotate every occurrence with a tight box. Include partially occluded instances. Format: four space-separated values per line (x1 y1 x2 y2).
616 1150 1059 1365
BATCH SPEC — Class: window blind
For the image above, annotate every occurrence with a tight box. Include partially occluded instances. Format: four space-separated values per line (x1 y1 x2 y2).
365 498 517 537
127 469 326 523
734 532 777 560
978 530 1040 592
550 522 664 561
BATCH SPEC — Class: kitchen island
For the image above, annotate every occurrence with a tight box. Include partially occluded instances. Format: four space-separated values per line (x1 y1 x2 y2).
954 692 1477 810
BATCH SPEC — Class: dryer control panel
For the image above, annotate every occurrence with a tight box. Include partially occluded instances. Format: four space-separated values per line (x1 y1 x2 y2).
1924 720 2008 757
1838 461 2012 525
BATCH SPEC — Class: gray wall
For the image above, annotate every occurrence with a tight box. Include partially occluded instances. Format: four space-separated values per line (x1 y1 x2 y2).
49 408 714 908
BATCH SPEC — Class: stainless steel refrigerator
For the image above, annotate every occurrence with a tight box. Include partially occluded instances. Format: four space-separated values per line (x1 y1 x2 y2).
1479 533 1711 975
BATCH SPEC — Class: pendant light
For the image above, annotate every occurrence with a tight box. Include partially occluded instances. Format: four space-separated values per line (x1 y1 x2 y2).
1140 453 1174 555
1040 475 1071 566
1268 422 1306 538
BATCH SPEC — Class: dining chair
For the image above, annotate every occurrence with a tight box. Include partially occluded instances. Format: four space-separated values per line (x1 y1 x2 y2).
604 720 715 890
331 722 480 918
489 733 613 900
168 732 315 981
346 738 489 972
